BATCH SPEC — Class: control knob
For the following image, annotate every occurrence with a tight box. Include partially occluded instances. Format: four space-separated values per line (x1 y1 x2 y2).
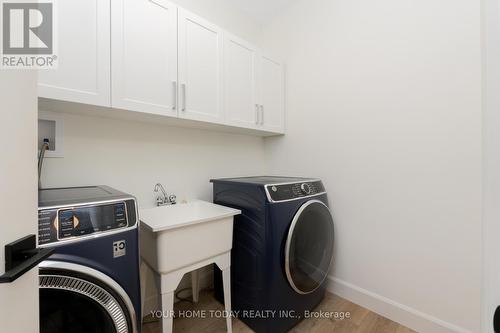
300 183 312 195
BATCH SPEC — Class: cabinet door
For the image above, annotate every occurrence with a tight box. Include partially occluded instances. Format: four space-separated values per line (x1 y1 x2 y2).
259 55 285 133
111 0 178 116
178 9 223 123
224 34 259 129
38 0 110 107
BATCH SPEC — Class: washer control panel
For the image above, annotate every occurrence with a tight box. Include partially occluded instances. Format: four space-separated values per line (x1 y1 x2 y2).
38 199 137 245
266 181 325 202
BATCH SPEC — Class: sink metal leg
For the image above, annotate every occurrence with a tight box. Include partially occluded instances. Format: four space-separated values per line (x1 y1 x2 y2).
222 267 232 333
191 270 200 303
161 290 175 333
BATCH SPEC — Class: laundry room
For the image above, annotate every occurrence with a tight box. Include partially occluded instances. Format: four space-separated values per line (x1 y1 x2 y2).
0 0 498 332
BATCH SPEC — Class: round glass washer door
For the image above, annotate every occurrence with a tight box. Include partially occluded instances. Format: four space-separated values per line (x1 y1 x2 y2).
285 200 335 294
39 270 131 333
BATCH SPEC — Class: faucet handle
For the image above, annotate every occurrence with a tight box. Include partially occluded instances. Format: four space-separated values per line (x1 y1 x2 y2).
168 194 177 205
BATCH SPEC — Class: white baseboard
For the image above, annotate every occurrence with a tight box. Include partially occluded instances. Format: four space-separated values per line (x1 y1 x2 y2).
327 276 472 333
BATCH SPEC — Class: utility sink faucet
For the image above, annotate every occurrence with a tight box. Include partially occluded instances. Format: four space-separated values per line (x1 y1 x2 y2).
154 183 177 206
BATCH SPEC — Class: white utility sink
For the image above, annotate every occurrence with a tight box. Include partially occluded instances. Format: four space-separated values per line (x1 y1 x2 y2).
140 200 241 233
139 200 240 333
140 200 240 274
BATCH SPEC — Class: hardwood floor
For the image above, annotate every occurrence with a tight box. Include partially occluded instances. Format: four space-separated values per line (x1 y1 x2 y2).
142 290 416 333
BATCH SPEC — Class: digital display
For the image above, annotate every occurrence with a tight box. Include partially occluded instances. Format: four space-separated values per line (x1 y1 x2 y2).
57 203 127 240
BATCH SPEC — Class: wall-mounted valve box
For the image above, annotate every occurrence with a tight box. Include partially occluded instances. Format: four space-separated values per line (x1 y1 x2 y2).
38 110 64 158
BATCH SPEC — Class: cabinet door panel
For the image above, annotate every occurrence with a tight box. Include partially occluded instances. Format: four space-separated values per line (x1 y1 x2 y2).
178 9 223 123
112 0 178 116
38 0 110 106
260 55 285 133
224 35 258 128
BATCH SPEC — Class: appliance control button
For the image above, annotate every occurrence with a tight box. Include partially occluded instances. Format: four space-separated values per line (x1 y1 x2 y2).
300 183 312 194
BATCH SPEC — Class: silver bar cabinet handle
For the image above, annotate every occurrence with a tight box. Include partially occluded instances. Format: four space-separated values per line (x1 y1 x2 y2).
260 105 264 125
172 81 177 110
181 84 186 111
255 104 259 124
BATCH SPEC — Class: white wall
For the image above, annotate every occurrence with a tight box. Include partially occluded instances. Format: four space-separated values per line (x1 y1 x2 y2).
40 113 266 207
261 0 482 332
482 0 500 331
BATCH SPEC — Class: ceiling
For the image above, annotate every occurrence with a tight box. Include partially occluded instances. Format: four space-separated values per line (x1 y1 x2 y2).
221 0 296 25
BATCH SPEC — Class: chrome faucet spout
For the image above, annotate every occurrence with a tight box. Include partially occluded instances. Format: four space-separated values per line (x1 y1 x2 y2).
154 183 168 199
153 183 177 206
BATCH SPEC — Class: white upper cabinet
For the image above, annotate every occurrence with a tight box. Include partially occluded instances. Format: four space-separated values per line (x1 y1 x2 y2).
111 0 178 116
38 0 111 107
177 9 224 123
38 2 285 135
223 34 259 129
258 55 285 133
223 41 285 133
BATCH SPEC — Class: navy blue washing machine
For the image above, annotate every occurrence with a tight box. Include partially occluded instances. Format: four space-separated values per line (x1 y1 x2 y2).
37 186 141 333
211 176 335 333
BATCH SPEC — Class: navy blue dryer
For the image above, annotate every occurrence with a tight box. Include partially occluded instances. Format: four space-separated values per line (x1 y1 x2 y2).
212 177 335 333
38 186 141 333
